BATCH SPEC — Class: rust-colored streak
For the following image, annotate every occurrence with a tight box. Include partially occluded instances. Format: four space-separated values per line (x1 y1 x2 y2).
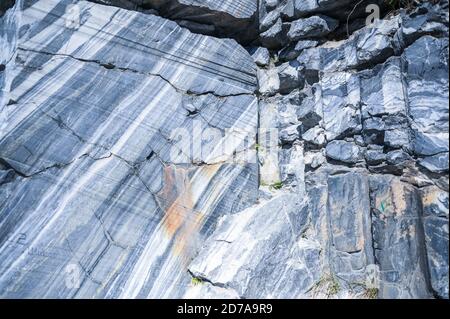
157 164 222 260
158 165 193 237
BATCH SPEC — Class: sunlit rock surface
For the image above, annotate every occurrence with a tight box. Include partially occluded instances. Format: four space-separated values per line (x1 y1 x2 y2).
0 0 258 298
0 0 448 299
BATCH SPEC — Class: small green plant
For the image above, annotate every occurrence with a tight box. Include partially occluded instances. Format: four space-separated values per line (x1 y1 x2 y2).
311 273 341 298
191 277 203 286
254 143 262 152
270 181 283 190
328 276 341 296
364 287 379 299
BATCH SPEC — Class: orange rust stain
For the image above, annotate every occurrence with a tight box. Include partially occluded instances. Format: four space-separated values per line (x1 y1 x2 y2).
158 165 193 237
391 179 407 215
421 187 438 207
158 164 222 260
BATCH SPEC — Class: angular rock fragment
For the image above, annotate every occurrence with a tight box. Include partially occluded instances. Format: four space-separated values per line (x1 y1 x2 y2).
405 36 449 157
361 58 407 118
325 140 362 164
303 127 326 147
386 150 412 166
279 39 318 61
296 85 322 131
260 8 280 32
304 150 326 170
287 15 338 41
251 47 271 67
280 124 300 144
260 18 288 49
187 194 318 298
421 186 449 299
257 66 280 95
277 61 304 94
365 149 386 166
0 0 259 298
384 129 410 150
418 153 449 174
396 3 449 49
98 0 259 43
321 72 361 140
369 176 432 299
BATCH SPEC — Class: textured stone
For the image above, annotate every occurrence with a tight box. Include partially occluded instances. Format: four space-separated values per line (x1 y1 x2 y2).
405 36 449 157
0 0 448 301
361 58 407 118
396 2 449 48
384 129 410 150
296 85 322 131
278 100 299 129
257 66 280 95
260 18 288 49
317 16 400 73
259 8 280 32
303 127 326 147
354 17 398 68
365 149 386 166
251 47 270 67
280 124 300 144
287 15 338 41
279 142 305 190
259 100 281 186
0 0 258 298
421 186 449 299
304 150 326 169
279 39 318 61
419 152 449 173
187 194 319 298
291 0 384 21
264 0 278 10
369 176 432 299
321 72 361 140
277 61 304 94
386 150 412 166
326 171 374 283
326 140 362 164
98 0 259 43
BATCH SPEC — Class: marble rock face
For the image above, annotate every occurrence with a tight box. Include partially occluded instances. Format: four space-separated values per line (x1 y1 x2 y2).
0 0 258 298
94 0 259 43
187 194 318 299
1 0 449 300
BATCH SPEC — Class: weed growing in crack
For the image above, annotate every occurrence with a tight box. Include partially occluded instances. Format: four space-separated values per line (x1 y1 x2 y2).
191 277 204 286
364 287 379 299
270 181 283 190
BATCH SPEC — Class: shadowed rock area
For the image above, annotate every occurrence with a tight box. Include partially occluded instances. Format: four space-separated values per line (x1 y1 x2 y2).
90 0 259 44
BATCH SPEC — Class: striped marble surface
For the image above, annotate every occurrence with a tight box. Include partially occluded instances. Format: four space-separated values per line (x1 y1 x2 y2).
0 0 258 298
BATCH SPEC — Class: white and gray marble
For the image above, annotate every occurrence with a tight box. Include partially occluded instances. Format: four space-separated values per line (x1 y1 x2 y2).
0 0 258 298
1 0 448 300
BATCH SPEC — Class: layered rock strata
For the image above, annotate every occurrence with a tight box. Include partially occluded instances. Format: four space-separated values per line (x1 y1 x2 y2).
0 0 448 299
